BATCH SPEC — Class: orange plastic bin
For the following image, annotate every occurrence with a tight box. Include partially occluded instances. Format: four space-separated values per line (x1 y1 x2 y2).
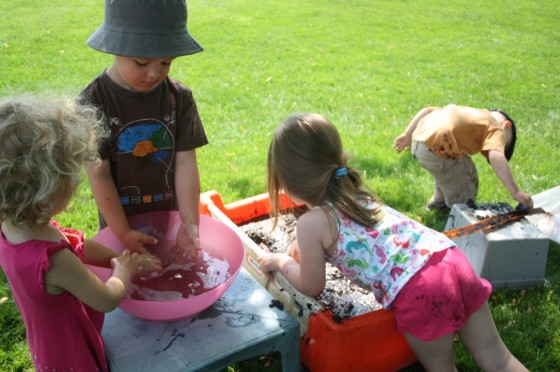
199 190 416 371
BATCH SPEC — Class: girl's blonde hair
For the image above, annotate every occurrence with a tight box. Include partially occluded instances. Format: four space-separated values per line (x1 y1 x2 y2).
267 113 383 227
0 95 104 227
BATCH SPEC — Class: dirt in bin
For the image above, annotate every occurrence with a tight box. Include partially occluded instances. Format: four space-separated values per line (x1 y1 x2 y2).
240 212 382 320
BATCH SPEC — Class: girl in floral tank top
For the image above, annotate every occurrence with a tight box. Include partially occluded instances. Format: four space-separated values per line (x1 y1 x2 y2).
259 113 528 371
328 202 452 308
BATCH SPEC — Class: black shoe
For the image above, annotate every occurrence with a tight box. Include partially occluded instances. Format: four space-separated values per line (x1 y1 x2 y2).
425 199 449 212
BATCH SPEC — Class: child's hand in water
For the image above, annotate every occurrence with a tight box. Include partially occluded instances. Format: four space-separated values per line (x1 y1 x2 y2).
160 244 197 265
111 250 162 276
133 253 163 276
120 229 158 255
174 222 201 262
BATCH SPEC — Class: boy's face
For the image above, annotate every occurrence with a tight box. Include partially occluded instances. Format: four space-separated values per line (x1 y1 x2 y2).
109 56 175 92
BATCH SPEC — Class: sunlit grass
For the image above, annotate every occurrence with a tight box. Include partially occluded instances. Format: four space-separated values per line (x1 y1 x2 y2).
0 0 559 370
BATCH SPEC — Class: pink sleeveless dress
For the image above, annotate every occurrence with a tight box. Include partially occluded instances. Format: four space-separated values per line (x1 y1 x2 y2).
0 222 108 371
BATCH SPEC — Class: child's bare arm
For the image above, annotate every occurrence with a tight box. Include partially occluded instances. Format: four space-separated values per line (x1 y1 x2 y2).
174 150 201 258
488 149 533 209
259 210 327 297
286 239 300 262
83 238 162 271
393 106 436 152
87 160 157 254
45 248 161 313
82 238 119 268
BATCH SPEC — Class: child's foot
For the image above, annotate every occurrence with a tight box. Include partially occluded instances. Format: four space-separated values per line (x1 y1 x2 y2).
425 198 449 212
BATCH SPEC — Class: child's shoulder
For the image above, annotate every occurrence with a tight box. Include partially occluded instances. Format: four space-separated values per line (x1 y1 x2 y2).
84 70 108 87
378 204 426 229
79 71 111 101
1 221 66 245
299 206 329 227
166 76 194 95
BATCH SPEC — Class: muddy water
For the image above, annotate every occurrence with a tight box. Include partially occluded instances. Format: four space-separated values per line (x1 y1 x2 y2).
128 251 230 301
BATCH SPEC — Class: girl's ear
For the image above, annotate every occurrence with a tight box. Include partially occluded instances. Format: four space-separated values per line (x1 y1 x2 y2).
502 120 512 129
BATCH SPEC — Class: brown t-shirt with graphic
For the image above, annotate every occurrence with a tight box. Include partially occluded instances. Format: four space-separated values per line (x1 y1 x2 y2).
80 72 208 227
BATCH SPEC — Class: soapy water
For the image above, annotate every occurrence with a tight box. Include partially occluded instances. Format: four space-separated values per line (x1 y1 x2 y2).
128 250 231 301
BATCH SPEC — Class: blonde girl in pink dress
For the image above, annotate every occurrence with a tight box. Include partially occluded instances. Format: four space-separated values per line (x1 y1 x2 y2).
0 96 161 371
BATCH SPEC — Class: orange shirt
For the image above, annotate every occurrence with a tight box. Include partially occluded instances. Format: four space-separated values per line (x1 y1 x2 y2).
412 105 507 160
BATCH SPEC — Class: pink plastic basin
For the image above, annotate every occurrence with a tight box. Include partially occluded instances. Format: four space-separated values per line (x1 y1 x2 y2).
89 211 244 321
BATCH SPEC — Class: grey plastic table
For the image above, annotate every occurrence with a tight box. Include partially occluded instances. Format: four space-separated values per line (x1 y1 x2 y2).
102 268 301 371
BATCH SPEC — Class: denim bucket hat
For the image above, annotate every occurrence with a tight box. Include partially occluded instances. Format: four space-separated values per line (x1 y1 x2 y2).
87 0 203 58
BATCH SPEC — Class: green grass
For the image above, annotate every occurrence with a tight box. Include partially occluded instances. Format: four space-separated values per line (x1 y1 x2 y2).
1 0 559 370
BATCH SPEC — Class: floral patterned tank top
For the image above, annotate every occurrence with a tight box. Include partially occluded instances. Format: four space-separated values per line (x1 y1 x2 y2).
326 202 455 308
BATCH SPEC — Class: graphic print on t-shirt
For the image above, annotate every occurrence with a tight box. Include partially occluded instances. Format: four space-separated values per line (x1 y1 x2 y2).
118 122 172 162
116 118 175 207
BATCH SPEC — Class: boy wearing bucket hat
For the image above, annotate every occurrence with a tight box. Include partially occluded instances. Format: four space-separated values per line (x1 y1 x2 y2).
80 0 208 257
393 104 533 212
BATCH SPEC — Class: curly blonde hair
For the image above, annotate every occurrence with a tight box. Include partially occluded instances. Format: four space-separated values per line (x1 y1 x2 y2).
0 95 104 227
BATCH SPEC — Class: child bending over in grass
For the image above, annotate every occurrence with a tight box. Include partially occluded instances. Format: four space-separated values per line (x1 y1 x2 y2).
0 96 161 371
259 113 528 371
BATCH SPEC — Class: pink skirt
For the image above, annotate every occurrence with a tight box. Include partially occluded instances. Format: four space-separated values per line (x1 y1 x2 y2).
390 247 492 341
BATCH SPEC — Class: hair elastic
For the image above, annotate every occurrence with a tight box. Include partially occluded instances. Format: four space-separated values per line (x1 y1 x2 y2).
334 167 348 177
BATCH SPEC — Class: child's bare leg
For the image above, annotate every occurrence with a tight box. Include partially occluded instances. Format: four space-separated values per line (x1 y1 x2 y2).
458 301 528 371
432 184 444 202
403 332 458 372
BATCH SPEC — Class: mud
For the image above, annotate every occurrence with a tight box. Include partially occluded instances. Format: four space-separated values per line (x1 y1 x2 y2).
240 213 382 319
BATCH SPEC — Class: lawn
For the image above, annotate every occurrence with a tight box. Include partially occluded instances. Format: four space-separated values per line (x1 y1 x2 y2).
0 0 559 370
